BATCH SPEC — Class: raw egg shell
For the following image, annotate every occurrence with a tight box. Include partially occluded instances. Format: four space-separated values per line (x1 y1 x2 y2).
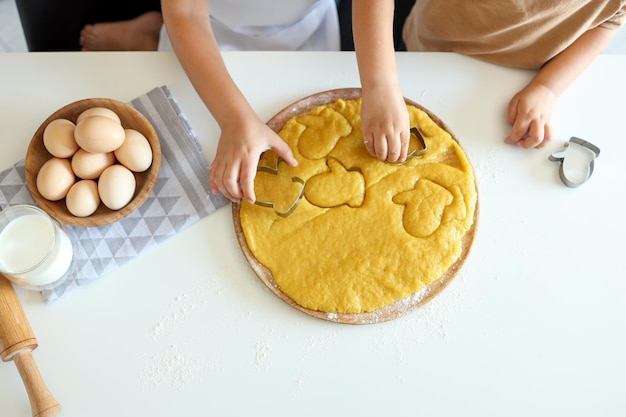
71 149 115 180
98 164 136 210
115 129 153 172
76 107 121 124
43 118 79 158
36 157 76 201
74 115 125 153
66 179 100 217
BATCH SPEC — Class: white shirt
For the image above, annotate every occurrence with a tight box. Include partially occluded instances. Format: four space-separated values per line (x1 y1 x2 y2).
159 0 340 51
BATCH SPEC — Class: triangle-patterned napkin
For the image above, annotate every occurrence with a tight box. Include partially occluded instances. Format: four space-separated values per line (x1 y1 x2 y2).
0 85 229 302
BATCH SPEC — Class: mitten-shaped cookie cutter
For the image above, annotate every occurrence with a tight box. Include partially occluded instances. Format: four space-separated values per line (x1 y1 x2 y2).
389 126 428 165
254 157 306 217
548 137 600 188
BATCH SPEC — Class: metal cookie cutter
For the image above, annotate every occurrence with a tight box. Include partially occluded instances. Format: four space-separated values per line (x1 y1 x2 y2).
548 137 600 188
254 157 306 217
388 126 428 165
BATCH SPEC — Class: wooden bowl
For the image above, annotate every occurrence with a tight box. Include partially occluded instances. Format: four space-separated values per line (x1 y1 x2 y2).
25 98 161 227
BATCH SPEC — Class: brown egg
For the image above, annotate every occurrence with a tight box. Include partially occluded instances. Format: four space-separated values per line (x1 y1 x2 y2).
74 115 125 153
115 129 153 172
66 180 100 217
43 118 79 158
71 149 115 180
98 165 136 210
36 157 76 201
76 107 121 125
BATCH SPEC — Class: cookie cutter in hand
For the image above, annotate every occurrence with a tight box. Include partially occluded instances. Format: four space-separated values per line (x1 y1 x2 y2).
548 137 600 188
388 126 428 165
253 157 306 217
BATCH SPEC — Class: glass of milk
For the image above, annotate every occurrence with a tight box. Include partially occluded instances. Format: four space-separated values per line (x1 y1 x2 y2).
0 204 73 290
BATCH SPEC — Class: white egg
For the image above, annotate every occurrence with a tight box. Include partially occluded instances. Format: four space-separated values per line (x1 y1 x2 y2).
76 107 121 124
71 149 115 180
43 118 78 158
36 157 76 201
74 115 125 153
66 180 100 217
98 164 136 210
115 129 153 172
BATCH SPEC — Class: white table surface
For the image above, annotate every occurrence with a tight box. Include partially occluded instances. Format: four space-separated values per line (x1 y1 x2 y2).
1 51 625 417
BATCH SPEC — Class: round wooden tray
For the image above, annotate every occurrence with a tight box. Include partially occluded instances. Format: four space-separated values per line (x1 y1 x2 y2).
25 97 161 227
233 88 479 324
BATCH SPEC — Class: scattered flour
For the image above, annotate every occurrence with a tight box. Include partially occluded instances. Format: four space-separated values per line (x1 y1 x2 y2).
137 344 197 392
137 255 483 394
137 270 225 391
253 341 272 372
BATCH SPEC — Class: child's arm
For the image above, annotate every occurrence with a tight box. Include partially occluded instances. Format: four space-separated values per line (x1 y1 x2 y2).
353 0 410 162
506 26 618 148
161 0 296 203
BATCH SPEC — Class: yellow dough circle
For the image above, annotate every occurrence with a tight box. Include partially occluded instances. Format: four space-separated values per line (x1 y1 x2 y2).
235 89 478 323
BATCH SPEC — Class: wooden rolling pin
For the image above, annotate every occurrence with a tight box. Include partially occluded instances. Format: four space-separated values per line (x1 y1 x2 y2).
0 276 61 417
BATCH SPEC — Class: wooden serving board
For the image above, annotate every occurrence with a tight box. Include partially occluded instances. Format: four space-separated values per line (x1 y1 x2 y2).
232 88 479 324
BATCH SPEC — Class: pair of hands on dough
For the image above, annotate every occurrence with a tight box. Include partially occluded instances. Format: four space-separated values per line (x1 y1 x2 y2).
208 86 411 204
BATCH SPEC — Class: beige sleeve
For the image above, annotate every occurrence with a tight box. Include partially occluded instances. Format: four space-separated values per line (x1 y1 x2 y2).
600 5 626 29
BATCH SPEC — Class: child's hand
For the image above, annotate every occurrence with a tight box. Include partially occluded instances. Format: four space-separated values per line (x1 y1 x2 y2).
360 88 410 162
209 118 297 203
506 83 557 148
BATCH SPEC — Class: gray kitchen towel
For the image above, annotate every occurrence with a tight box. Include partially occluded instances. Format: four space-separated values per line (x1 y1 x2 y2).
0 85 229 302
